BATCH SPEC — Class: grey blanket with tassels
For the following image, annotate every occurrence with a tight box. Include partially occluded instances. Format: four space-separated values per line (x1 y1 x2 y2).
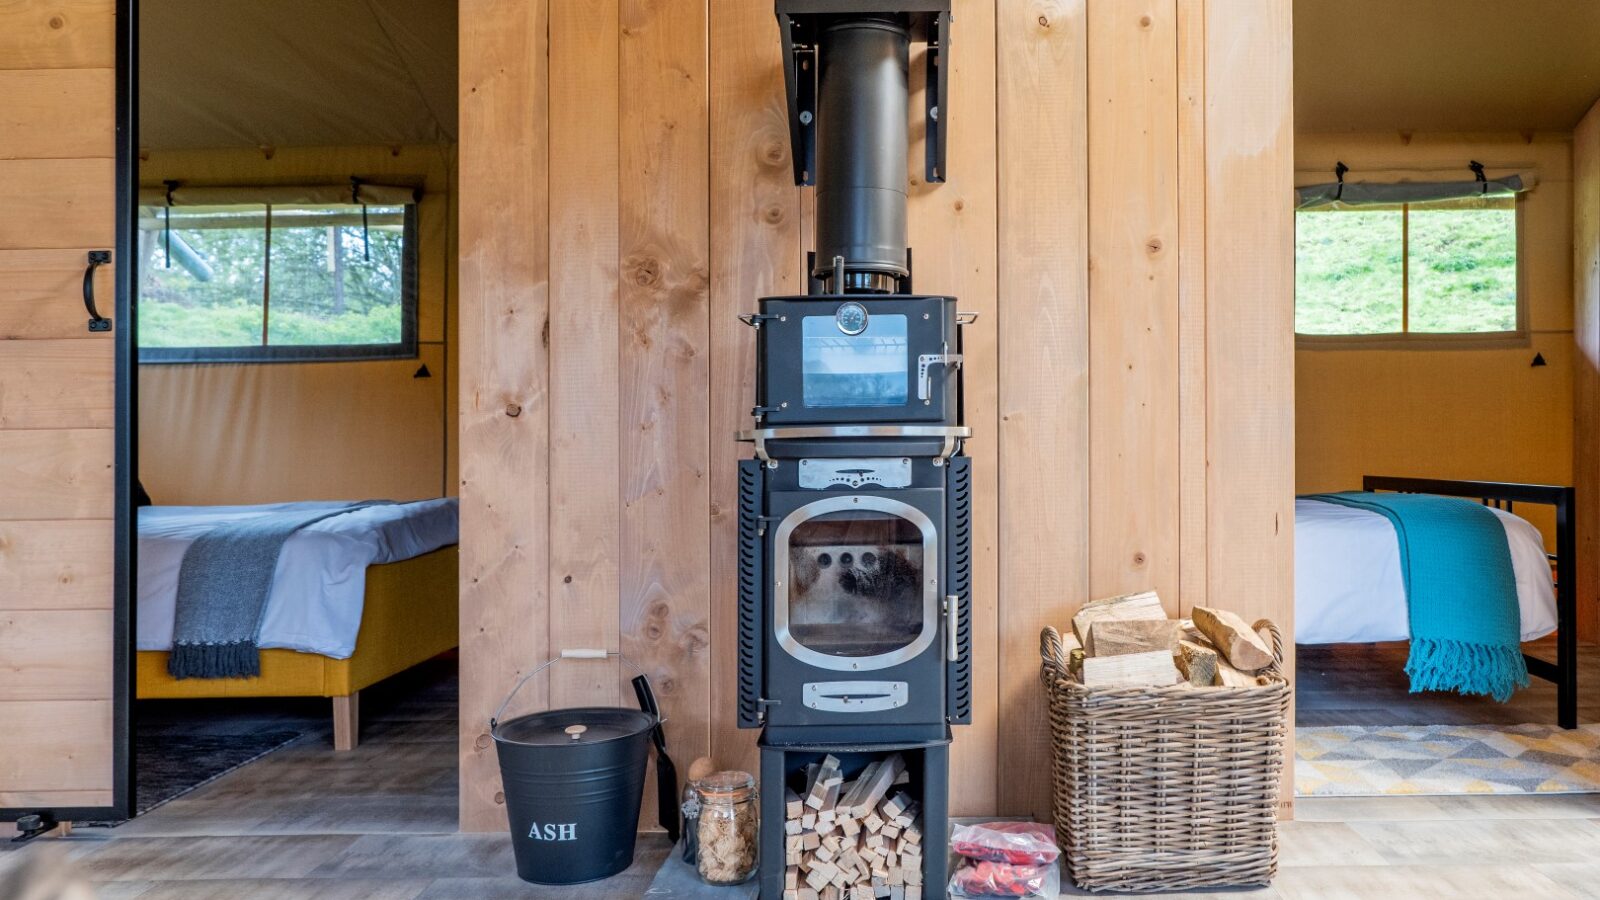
168 503 380 679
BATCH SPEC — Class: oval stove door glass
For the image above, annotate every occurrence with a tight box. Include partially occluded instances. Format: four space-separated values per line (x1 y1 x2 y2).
776 497 937 671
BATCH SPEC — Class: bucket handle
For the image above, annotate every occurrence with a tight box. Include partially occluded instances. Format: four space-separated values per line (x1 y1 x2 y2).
490 649 652 728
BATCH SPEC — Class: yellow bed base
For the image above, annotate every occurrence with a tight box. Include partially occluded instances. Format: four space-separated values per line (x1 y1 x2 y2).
137 545 458 750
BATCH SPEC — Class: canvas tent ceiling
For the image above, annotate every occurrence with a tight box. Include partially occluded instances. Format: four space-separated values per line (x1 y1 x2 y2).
1296 0 1600 133
140 0 456 151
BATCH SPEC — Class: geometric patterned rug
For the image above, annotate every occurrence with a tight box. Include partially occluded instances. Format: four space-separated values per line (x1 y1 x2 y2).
1296 724 1600 796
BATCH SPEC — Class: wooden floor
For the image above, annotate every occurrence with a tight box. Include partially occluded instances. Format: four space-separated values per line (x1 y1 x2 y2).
1297 637 1600 727
0 659 670 899
4 649 1600 898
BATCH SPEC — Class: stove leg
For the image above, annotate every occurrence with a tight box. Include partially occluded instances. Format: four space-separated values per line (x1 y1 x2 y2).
920 739 950 895
760 744 788 899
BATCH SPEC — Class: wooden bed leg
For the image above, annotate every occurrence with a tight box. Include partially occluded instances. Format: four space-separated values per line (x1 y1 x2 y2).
333 692 360 751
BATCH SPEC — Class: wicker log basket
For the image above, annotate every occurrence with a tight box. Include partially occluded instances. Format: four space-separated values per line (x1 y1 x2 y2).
1039 619 1291 893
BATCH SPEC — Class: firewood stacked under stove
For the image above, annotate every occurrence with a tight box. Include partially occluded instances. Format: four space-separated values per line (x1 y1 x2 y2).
780 754 924 900
777 749 928 896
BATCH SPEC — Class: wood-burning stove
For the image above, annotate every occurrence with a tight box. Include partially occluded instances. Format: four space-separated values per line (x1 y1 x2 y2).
738 3 965 894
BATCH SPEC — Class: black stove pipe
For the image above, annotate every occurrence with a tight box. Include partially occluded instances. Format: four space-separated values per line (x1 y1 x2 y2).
813 15 910 293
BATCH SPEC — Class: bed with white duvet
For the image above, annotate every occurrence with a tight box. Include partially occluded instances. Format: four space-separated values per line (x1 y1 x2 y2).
1294 495 1557 645
136 498 459 658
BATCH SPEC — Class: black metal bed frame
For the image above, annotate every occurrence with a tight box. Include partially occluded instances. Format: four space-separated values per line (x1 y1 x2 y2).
1363 476 1577 729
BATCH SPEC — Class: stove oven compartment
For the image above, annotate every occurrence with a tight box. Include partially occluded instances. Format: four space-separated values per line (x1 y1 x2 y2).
753 295 963 428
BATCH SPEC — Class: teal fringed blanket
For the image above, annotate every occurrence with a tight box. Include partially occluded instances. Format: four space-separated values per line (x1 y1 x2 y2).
1304 491 1528 702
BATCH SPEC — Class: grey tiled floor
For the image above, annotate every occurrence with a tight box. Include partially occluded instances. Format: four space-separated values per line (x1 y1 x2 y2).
6 653 1600 898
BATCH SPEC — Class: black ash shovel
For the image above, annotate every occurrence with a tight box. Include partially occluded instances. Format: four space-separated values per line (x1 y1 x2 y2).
632 674 680 843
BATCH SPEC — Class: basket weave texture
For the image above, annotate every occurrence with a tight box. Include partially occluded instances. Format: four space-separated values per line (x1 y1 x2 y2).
1039 620 1291 893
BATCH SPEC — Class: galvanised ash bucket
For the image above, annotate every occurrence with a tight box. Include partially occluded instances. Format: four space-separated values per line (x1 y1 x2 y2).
491 650 656 885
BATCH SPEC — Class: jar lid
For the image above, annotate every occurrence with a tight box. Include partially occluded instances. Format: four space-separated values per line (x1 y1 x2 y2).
695 770 756 802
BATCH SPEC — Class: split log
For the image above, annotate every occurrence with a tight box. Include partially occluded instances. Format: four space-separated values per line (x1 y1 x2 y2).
1071 590 1167 651
1174 639 1219 687
842 754 902 817
1191 606 1273 670
1080 648 1183 688
1216 656 1271 688
1088 618 1178 657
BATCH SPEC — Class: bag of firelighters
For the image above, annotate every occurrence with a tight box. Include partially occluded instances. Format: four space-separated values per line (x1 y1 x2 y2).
947 822 1062 898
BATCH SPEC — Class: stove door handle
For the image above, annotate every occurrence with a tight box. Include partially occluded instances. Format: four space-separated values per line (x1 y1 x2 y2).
945 594 960 662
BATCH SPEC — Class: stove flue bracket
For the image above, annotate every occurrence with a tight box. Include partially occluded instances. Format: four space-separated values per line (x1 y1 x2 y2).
776 0 951 187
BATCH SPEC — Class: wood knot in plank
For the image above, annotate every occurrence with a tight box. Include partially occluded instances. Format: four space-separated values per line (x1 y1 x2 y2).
475 733 492 751
1139 15 1153 28
1133 551 1147 568
763 204 787 226
1145 237 1164 255
624 255 662 288
760 138 788 168
504 403 522 418
1037 15 1049 28
49 15 65 29
681 623 710 655
642 600 671 641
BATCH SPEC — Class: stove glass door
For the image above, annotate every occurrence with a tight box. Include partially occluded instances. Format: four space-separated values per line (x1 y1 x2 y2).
775 496 937 672
800 313 909 408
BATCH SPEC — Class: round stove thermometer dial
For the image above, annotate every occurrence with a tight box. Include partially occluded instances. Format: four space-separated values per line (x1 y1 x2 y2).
835 301 869 335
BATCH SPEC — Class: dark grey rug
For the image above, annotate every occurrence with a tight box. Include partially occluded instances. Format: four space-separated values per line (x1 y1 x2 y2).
135 729 304 815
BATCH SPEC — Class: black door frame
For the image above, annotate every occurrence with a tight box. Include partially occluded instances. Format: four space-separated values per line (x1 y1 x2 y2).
110 0 139 823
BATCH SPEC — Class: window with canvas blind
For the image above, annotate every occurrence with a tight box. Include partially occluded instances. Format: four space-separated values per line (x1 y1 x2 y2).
1294 196 1522 342
137 201 418 362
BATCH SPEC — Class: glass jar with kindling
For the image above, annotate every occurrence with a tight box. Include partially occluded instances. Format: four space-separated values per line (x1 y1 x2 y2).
694 770 759 884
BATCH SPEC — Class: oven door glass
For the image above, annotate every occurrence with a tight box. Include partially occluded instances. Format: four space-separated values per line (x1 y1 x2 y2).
801 314 909 408
775 497 937 672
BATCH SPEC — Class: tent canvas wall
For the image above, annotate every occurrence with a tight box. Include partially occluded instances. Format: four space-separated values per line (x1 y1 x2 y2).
136 2 458 505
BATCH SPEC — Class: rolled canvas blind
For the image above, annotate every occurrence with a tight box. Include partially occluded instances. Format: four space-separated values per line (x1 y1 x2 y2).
137 182 420 207
1296 172 1535 210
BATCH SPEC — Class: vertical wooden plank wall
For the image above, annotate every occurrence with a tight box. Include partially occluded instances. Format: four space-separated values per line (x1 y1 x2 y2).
1175 0 1209 612
1574 99 1600 644
1087 0 1180 609
1200 0 1296 815
0 0 118 810
995 0 1088 820
456 0 550 833
547 0 622 709
618 0 713 829
456 0 1295 828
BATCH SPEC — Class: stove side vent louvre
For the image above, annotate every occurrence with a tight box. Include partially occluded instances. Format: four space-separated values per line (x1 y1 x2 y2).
737 459 766 729
945 454 973 724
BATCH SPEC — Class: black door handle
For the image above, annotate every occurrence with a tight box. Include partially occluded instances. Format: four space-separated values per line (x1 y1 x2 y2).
84 250 112 333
